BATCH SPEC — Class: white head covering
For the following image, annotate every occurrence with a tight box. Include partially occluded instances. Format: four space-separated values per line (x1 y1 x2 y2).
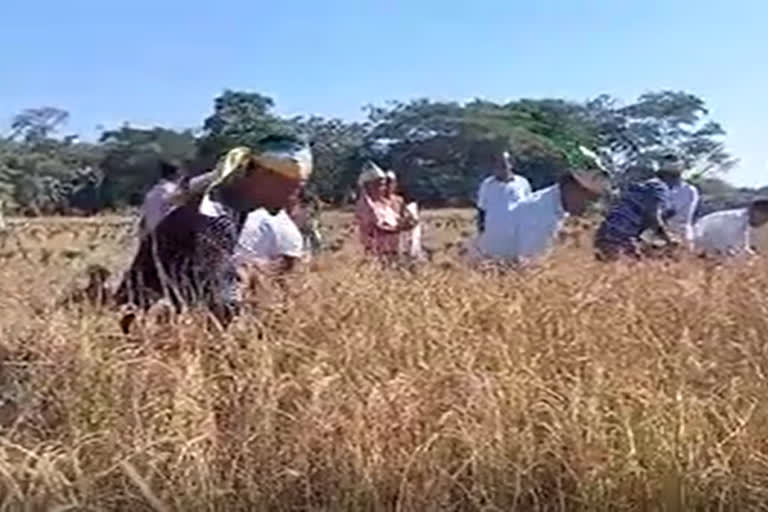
385 170 397 181
358 161 387 188
208 138 313 195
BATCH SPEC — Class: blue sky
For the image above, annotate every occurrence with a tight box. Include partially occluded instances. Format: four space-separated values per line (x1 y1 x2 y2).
2 0 766 187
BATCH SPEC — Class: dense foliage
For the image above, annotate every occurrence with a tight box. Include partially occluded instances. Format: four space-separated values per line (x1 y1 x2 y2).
0 90 759 215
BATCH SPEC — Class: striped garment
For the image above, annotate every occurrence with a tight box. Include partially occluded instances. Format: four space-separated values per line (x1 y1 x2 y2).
595 178 671 253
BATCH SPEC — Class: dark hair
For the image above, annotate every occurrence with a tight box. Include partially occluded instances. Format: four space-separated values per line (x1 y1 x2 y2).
558 172 577 187
660 153 680 165
159 160 179 180
751 198 768 212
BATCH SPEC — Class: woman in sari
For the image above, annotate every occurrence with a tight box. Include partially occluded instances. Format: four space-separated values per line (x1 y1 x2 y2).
384 170 424 260
355 162 414 261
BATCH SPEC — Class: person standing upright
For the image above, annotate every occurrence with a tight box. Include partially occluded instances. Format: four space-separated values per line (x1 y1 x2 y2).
474 149 532 258
115 134 313 333
355 162 414 261
658 154 699 250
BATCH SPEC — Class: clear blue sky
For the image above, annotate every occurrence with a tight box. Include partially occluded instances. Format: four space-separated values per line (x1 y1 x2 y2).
2 0 766 187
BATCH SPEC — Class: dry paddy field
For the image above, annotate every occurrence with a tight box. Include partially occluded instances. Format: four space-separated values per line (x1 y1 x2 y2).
1 210 768 511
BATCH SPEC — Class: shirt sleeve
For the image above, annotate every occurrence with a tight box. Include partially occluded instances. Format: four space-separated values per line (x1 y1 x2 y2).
274 216 305 258
477 179 488 209
521 177 533 197
684 186 700 225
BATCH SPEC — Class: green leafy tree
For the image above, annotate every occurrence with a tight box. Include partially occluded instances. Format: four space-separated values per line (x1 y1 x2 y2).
363 98 598 204
587 91 736 184
99 125 197 208
289 116 369 203
196 90 291 167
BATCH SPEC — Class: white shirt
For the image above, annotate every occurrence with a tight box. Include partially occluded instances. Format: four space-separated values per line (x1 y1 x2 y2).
235 208 305 265
667 182 699 243
477 184 567 262
477 174 532 255
141 180 179 234
477 174 532 215
693 208 752 255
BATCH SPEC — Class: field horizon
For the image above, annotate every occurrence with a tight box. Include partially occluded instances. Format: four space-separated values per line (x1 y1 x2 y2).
1 210 768 510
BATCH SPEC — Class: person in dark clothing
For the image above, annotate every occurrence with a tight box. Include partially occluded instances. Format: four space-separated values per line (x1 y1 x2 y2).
114 135 313 333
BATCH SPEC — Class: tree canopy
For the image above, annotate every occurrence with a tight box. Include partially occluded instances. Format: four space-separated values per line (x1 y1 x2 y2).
0 89 753 215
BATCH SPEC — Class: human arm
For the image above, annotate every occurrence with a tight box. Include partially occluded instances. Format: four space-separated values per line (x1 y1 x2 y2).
477 209 486 233
651 206 677 245
476 179 488 233
520 176 533 198
684 186 700 227
645 182 677 245
169 171 216 205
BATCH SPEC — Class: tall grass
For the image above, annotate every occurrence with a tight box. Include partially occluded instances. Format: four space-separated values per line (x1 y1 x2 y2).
1 214 768 510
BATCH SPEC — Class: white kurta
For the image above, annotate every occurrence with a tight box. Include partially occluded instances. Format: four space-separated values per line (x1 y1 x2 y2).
693 208 752 255
477 175 532 215
235 208 305 266
475 184 567 262
667 182 699 246
476 174 532 258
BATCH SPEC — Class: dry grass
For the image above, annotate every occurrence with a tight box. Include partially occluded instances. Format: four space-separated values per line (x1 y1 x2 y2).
1 210 768 510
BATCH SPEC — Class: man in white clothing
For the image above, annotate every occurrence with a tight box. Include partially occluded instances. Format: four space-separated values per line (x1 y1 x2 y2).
657 155 699 250
470 147 608 264
693 199 768 257
475 150 532 256
235 207 306 274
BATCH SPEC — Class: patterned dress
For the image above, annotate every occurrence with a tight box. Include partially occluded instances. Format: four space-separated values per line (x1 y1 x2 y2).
114 194 247 330
594 178 672 259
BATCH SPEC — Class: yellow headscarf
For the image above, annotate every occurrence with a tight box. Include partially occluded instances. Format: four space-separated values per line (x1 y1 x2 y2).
207 138 313 195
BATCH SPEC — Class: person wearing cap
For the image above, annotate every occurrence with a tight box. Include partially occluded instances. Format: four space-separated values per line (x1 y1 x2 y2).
693 199 768 257
657 154 699 251
355 161 415 261
469 147 607 264
114 134 313 333
476 149 532 235
594 161 679 261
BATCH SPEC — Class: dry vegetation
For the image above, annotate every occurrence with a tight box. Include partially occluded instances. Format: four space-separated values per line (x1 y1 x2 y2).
1 210 768 510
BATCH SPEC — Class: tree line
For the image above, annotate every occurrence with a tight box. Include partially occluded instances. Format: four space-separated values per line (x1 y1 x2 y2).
0 89 762 216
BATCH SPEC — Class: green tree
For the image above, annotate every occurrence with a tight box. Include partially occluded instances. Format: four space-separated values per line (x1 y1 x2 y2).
587 91 736 184
99 125 197 208
196 90 291 167
363 98 598 204
9 107 70 143
289 116 369 203
1 108 103 214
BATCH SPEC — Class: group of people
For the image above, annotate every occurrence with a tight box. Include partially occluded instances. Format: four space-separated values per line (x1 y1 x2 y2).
355 161 424 262
107 132 767 333
138 152 322 274
468 149 768 264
